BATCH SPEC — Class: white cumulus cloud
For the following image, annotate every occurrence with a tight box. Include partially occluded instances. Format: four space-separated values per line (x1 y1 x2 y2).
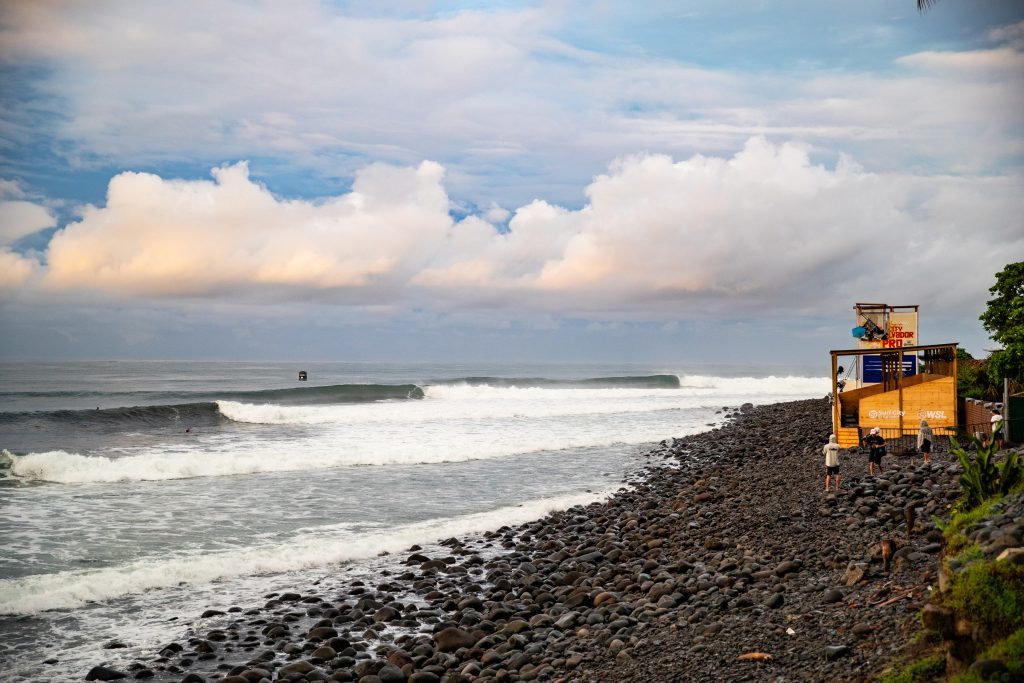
25 139 1024 320
0 198 55 245
43 160 454 297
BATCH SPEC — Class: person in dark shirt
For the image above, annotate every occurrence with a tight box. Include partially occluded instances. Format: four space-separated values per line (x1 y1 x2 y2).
864 427 886 476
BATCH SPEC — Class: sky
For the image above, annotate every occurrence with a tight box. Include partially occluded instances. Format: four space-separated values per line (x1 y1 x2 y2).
1 0 1022 364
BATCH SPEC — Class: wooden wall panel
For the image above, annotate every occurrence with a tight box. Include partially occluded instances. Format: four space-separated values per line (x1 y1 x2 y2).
854 377 956 431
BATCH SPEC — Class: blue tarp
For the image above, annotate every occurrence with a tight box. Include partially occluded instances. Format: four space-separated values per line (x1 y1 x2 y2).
863 354 917 383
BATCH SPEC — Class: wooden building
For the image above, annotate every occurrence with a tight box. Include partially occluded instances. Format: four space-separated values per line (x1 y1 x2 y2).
830 304 958 452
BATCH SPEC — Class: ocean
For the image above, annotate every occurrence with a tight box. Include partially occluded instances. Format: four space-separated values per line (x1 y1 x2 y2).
0 361 827 681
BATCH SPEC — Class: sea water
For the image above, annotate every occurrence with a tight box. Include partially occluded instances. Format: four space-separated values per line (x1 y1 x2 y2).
0 361 827 681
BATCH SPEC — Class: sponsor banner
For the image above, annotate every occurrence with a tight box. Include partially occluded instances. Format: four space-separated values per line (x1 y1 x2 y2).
859 311 918 350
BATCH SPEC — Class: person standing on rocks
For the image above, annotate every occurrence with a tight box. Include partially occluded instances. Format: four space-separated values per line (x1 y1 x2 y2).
916 419 933 465
863 427 886 476
823 433 841 492
991 409 1004 450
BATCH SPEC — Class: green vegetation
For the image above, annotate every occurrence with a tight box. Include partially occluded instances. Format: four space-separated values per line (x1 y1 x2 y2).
956 349 996 400
977 628 1024 676
979 261 1024 387
879 654 946 683
936 497 1000 556
953 543 985 565
956 263 1024 398
949 672 983 683
886 425 1024 681
946 561 1024 635
948 629 1024 682
950 431 1022 509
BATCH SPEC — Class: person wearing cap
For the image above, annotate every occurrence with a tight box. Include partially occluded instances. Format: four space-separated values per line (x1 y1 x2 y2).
917 419 934 465
823 434 842 492
863 427 886 476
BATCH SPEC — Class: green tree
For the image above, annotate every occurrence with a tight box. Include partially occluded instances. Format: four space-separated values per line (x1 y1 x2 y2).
980 262 1024 386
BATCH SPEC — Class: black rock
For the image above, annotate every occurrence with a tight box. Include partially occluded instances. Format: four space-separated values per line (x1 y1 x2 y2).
823 645 851 660
85 666 128 681
968 659 1008 679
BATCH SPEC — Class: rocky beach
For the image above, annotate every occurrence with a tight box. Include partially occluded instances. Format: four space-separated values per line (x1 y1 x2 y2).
81 397 975 683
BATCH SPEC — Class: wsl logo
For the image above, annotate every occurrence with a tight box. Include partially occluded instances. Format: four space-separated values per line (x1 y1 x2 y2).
866 409 946 420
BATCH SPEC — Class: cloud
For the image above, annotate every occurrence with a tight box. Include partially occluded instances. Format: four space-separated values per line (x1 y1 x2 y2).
896 47 1024 73
0 182 53 288
43 160 453 296
23 139 1024 321
0 247 37 288
0 197 55 244
988 20 1024 49
2 2 1022 207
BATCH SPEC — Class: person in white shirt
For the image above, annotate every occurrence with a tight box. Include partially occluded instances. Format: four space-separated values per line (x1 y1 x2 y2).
823 433 841 492
991 409 1004 449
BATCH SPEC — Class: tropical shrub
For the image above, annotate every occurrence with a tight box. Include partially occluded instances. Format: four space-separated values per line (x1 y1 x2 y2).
951 425 1022 509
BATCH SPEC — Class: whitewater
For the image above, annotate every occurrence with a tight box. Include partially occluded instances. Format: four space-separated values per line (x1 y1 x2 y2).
0 361 826 682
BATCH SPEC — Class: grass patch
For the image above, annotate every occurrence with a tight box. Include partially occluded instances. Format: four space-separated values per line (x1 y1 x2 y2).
941 498 1001 555
879 654 946 683
946 561 1024 636
911 629 943 646
946 611 1024 683
978 627 1024 675
953 543 985 565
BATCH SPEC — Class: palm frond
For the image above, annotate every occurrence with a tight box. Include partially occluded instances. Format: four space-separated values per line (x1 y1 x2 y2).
917 0 940 11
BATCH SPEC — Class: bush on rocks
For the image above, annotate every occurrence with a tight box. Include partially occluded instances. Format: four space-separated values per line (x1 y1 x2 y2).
946 561 1024 636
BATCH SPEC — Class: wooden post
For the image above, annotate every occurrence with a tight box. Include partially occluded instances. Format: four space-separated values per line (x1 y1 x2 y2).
897 350 905 440
832 352 839 435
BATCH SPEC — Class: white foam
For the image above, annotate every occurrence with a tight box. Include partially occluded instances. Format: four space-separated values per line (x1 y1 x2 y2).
674 374 828 396
0 490 607 615
8 375 827 484
218 375 828 426
7 421 654 483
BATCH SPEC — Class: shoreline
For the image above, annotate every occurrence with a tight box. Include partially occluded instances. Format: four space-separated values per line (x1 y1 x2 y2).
83 397 958 682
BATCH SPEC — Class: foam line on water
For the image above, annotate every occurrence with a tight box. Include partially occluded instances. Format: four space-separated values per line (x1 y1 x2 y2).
0 490 609 615
5 417 658 483
218 375 828 426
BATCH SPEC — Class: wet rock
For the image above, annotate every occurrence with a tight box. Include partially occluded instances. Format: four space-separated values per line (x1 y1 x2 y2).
433 627 476 653
823 645 851 660
774 560 800 576
86 667 128 681
851 623 873 638
407 674 440 683
307 626 339 641
278 660 318 676
375 665 406 683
